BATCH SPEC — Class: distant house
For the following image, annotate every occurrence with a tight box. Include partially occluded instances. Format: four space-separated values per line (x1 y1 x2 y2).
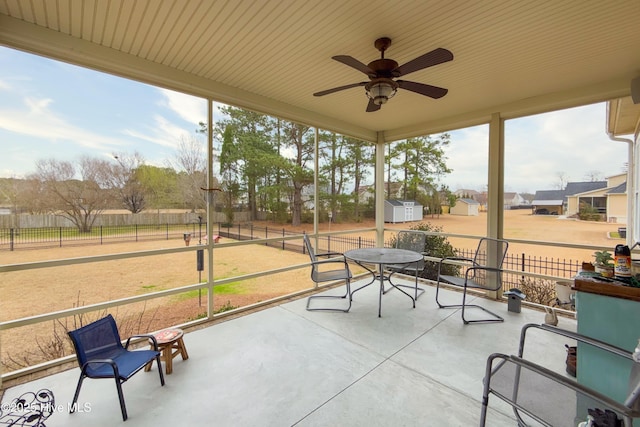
533 173 627 222
531 190 565 214
565 174 626 222
504 192 525 209
358 182 423 205
606 181 627 224
450 198 479 216
454 189 479 199
384 200 423 223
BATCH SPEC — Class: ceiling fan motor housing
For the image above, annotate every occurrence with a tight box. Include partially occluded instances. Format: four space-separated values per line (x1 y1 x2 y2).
366 79 398 105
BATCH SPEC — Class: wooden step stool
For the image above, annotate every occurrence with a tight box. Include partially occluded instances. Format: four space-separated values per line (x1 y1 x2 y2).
144 328 189 374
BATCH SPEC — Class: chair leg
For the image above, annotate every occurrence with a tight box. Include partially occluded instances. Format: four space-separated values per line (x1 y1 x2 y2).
156 354 165 386
70 375 85 414
386 270 426 300
437 282 504 324
306 281 352 312
115 378 128 421
435 277 456 309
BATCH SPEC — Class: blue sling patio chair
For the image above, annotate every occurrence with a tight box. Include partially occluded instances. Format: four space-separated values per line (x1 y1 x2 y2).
67 314 165 421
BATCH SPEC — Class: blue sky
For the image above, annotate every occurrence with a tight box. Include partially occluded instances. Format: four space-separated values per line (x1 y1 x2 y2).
0 46 628 194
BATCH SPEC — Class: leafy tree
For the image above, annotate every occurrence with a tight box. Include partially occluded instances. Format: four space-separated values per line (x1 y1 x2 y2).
216 106 279 221
425 187 442 218
137 165 180 210
318 132 353 222
390 134 452 200
388 222 459 280
280 121 314 226
218 124 242 223
347 138 374 221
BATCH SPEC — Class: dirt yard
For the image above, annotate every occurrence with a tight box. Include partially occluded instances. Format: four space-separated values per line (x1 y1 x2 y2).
0 209 622 369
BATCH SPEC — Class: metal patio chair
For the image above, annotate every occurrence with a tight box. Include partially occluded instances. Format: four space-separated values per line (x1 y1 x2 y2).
481 323 640 426
385 230 427 300
304 234 353 312
435 237 509 324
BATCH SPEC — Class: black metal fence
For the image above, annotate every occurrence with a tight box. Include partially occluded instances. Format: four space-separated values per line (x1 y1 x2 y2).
456 248 580 289
1 223 580 286
0 224 186 250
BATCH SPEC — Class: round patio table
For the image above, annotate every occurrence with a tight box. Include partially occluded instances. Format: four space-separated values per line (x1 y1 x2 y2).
344 248 423 317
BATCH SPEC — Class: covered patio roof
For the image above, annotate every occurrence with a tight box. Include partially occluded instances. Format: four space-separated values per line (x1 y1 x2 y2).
1 0 639 142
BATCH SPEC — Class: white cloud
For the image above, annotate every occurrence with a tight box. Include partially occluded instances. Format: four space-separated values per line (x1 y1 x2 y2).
122 114 197 150
0 96 127 150
442 103 624 193
157 88 207 124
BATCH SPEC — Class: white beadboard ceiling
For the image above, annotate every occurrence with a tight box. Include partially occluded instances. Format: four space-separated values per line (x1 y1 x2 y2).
0 0 639 143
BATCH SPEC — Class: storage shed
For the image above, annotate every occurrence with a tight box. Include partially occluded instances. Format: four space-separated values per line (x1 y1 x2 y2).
450 198 480 216
384 200 423 223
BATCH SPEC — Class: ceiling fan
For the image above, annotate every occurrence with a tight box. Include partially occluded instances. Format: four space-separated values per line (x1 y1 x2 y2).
313 37 453 112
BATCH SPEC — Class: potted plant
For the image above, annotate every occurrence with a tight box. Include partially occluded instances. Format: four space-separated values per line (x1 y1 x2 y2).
593 250 614 277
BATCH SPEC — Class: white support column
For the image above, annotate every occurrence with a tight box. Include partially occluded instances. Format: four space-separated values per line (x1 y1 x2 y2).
627 139 634 246
375 131 386 246
314 128 319 239
487 112 505 298
487 112 505 239
207 98 215 318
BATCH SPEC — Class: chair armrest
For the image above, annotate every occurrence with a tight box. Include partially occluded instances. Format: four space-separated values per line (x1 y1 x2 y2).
126 334 159 351
484 353 639 422
518 323 632 361
312 258 350 268
443 256 474 262
438 256 474 267
465 265 503 276
316 251 344 258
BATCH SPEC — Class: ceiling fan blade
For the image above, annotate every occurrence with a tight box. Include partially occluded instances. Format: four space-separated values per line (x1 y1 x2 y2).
366 99 381 112
333 55 376 77
314 82 367 97
394 48 453 77
397 80 448 99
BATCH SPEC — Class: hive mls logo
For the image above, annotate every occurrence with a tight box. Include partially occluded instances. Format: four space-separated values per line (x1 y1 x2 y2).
66 402 92 413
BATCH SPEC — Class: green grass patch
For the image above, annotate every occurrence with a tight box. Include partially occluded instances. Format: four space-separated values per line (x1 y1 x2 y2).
213 281 249 295
172 289 203 301
169 280 249 303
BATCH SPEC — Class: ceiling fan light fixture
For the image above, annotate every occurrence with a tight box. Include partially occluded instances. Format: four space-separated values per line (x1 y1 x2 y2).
366 81 397 105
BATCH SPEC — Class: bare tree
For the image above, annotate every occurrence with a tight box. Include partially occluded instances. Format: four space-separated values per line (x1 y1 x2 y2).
111 151 146 213
35 156 113 232
583 170 602 182
168 136 209 211
555 171 568 190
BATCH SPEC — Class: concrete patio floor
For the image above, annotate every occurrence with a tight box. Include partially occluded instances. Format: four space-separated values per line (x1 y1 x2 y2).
2 279 576 426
